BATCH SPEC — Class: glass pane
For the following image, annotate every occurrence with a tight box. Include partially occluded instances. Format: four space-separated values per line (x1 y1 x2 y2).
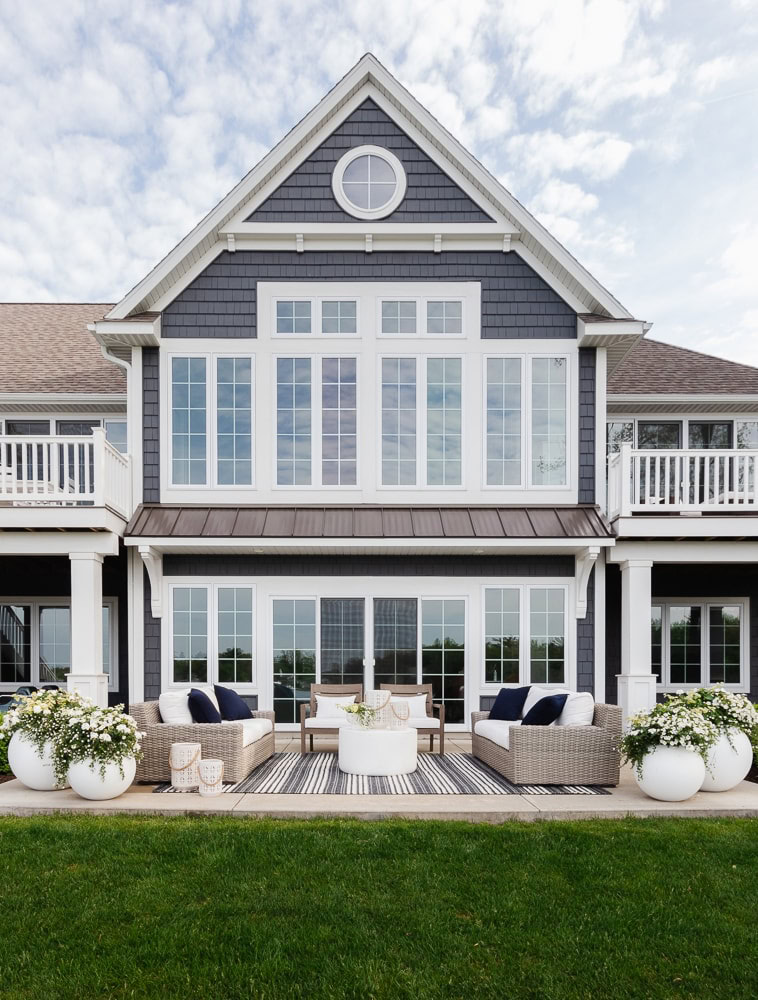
381 301 416 335
102 606 111 683
421 599 465 724
104 421 128 454
216 357 252 485
0 605 31 683
321 301 357 335
651 606 662 684
39 606 71 683
276 301 311 334
172 357 206 485
277 358 311 485
708 605 741 685
486 357 521 486
638 422 681 449
273 599 316 725
529 588 565 684
483 588 520 685
531 358 566 486
736 421 758 449
173 588 207 684
382 357 416 485
5 420 50 435
688 422 732 450
668 605 702 685
374 599 418 686
426 358 462 485
321 358 357 485
606 421 634 454
56 420 99 436
426 300 462 335
320 599 364 687
218 588 254 685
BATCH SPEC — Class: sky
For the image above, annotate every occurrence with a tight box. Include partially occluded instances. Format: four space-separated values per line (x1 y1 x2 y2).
1 0 757 363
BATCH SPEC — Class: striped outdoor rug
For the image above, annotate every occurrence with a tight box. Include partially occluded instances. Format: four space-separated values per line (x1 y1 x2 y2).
153 752 610 796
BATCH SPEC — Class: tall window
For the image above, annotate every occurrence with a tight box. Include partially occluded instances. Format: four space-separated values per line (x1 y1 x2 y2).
321 358 357 486
652 600 746 689
374 598 418 687
272 599 317 724
172 587 208 684
426 358 462 486
484 588 520 684
651 605 663 683
171 357 206 485
0 605 31 683
421 599 465 724
529 588 565 684
381 358 416 486
320 598 364 686
531 357 566 486
217 588 253 684
669 606 702 685
486 358 521 486
276 358 312 485
216 358 252 485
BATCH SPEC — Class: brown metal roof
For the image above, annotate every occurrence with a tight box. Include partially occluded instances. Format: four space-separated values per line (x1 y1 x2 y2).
608 337 758 395
126 504 613 540
0 303 125 394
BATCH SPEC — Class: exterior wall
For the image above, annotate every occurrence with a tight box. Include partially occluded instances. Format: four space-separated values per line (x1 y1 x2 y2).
578 347 596 504
576 569 595 694
0 552 128 705
142 347 160 503
143 569 161 701
161 250 576 340
247 98 492 224
605 562 758 703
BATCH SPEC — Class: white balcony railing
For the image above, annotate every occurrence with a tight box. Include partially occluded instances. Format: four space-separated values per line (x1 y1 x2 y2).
0 428 131 519
608 443 758 518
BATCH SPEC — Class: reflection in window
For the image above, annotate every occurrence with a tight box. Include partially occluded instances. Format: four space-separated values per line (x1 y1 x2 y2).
321 358 357 486
421 599 465 724
0 604 31 683
276 301 311 334
374 598 417 687
217 358 252 485
172 588 208 684
427 358 462 486
381 358 416 486
688 422 732 449
272 599 316 724
486 358 521 486
341 154 397 211
607 421 634 454
668 606 702 685
105 420 128 454
708 605 741 685
736 421 758 449
39 607 71 683
637 422 681 449
651 605 662 684
529 588 565 684
484 588 520 685
276 358 311 485
381 301 416 335
427 301 462 335
171 357 207 485
322 301 357 334
218 588 253 684
531 358 566 486
320 599 364 687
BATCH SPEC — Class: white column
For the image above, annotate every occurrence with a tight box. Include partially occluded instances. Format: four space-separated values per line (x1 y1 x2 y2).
66 552 108 707
617 558 656 726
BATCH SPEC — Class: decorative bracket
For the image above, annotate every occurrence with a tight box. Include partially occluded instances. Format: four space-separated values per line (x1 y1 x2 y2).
365 233 373 254
295 233 304 253
503 234 512 253
433 233 442 253
138 545 163 619
575 546 600 619
226 233 236 253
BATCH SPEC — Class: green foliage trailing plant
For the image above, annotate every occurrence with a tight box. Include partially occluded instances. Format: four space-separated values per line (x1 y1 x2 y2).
668 686 758 755
0 729 9 774
0 690 91 786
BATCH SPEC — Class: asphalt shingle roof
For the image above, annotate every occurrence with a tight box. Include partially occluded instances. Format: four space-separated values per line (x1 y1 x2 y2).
608 338 758 395
0 303 124 394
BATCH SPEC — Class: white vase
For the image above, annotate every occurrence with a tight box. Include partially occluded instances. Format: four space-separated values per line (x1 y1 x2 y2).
67 757 136 800
701 729 753 792
7 732 69 791
635 746 705 802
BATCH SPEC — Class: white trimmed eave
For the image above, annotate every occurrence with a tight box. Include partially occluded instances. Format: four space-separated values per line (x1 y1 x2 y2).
611 516 758 539
607 393 758 415
0 530 120 556
89 316 161 351
0 392 127 414
107 55 632 322
577 318 649 375
609 539 758 562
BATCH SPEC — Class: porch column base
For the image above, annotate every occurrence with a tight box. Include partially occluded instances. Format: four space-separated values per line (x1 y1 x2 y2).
67 673 109 708
616 673 657 729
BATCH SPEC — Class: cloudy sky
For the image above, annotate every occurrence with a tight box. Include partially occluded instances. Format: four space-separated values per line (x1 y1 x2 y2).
1 0 757 362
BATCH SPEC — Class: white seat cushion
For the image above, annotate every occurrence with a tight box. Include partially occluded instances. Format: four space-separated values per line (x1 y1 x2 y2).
221 717 272 747
406 717 440 729
390 694 428 719
556 692 595 727
474 719 521 750
315 694 357 719
304 716 348 729
521 685 570 719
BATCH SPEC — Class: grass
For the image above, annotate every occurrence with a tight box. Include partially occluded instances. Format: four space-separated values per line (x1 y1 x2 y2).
1 815 757 1000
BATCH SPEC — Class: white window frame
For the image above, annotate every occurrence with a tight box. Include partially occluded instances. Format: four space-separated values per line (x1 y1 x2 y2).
272 353 361 490
163 349 255 493
318 297 360 337
655 597 749 693
378 296 467 339
331 145 407 220
480 584 571 689
605 415 758 455
0 597 118 693
166 582 257 693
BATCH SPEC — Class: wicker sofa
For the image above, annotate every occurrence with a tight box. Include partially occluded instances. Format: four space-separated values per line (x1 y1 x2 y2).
131 701 275 784
471 703 622 786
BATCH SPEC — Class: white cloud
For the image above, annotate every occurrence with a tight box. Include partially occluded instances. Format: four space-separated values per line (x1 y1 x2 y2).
507 130 634 181
693 56 740 93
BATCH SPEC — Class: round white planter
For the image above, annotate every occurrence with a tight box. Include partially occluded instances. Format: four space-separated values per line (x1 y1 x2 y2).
67 757 136 801
701 729 753 792
635 746 705 802
7 732 69 791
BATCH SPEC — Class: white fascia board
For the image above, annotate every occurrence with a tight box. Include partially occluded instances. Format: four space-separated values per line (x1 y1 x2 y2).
90 315 161 348
225 221 515 236
0 530 121 556
577 319 647 342
107 53 631 322
612 516 758 539
609 539 758 563
608 392 758 407
0 508 127 533
0 392 126 406
231 235 510 254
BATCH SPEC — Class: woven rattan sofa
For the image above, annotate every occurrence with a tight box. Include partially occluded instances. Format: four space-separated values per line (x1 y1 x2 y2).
131 701 275 783
300 683 363 753
379 683 445 754
471 703 622 786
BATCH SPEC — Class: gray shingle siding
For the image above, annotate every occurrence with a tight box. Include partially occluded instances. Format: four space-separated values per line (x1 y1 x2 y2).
161 250 576 340
144 568 161 700
248 98 492 224
576 569 595 694
578 348 596 504
142 347 160 503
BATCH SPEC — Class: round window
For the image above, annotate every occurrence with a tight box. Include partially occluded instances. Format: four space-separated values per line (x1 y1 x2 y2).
332 145 407 220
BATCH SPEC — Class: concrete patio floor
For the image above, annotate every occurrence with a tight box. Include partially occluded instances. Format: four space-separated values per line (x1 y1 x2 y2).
2 732 757 823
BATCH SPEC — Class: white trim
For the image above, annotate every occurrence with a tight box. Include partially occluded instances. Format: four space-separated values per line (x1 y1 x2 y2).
594 554 606 703
609 540 758 563
331 145 407 220
0 531 120 556
128 546 145 704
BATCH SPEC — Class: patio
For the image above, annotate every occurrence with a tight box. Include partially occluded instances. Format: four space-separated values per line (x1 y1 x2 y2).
2 732 758 822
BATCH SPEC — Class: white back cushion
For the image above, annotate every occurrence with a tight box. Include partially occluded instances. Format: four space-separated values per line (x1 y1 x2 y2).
556 692 595 727
521 685 570 719
315 694 357 719
390 694 428 719
159 689 193 725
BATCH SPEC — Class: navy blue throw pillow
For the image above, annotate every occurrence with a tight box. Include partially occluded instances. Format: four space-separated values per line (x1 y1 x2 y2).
214 685 253 721
521 693 569 726
187 689 222 724
489 686 531 721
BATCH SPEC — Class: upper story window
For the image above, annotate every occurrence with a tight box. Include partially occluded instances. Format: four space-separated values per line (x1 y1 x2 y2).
332 145 407 220
276 300 311 335
427 301 462 335
607 418 758 454
381 300 417 335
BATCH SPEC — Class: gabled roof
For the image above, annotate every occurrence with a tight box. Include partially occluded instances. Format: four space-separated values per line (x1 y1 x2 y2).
0 303 124 395
107 53 632 321
608 338 758 396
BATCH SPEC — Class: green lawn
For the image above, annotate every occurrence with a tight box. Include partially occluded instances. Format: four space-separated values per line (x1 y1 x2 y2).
1 816 757 1000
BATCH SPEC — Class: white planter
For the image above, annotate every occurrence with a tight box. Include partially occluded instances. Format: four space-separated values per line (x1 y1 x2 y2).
7 732 69 791
67 757 136 800
701 729 753 792
635 746 705 802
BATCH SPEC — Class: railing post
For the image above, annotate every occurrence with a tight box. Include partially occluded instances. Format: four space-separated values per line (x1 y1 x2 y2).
619 443 632 516
92 427 106 508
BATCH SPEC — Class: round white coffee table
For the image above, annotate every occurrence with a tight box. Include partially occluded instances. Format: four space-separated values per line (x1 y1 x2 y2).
338 727 417 776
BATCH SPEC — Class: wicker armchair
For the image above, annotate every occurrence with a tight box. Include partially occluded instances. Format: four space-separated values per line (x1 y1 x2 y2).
471 703 622 786
300 683 363 753
379 683 445 753
131 701 275 784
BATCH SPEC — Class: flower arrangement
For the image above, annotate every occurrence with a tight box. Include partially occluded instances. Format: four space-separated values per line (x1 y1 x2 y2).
53 703 143 784
668 687 758 751
620 700 720 776
0 689 91 774
339 702 380 729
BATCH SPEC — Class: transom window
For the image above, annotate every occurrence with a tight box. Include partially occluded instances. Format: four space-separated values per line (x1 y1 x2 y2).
322 301 357 335
427 301 462 335
651 599 748 690
332 145 407 220
276 300 312 335
382 300 417 335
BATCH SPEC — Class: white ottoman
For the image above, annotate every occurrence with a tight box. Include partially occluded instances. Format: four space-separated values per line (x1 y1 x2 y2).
338 727 418 776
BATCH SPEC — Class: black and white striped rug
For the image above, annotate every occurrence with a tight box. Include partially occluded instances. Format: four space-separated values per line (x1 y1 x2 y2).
153 752 610 796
